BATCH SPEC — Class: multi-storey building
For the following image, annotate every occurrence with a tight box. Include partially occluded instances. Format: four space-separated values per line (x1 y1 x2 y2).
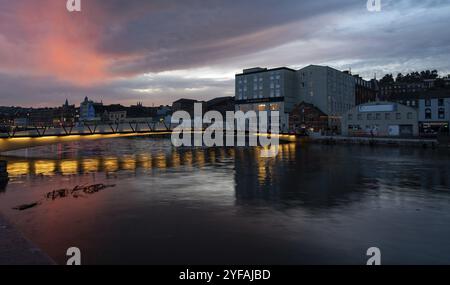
235 65 357 133
418 92 450 135
379 82 427 101
297 65 356 131
352 74 378 105
235 67 298 132
378 88 450 135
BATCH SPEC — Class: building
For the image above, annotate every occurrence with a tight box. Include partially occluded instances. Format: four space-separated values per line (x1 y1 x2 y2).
353 74 378 105
379 82 427 101
289 102 328 134
418 92 450 135
59 99 77 125
206 96 234 116
235 67 299 132
172 99 206 118
298 65 356 131
28 108 58 126
342 101 419 137
378 89 450 135
79 96 99 122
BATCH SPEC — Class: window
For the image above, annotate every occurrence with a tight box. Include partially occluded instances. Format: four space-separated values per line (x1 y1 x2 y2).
439 108 445 119
367 113 372 120
425 99 431 107
348 114 353 121
385 113 391 120
375 113 381 120
425 108 432 119
407 112 413 120
357 114 362 120
438 99 444 106
396 113 401 120
270 104 280 111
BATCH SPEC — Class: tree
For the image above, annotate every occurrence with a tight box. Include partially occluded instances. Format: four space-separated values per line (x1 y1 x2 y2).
395 73 404 82
380 74 394 85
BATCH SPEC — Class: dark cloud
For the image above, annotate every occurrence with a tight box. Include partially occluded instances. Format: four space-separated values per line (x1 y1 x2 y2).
0 0 449 106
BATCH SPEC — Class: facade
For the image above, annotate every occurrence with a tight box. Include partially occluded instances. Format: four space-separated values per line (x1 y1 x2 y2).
60 99 76 125
79 97 98 122
289 102 328 134
206 96 234 116
28 108 58 126
234 65 356 133
108 111 127 122
379 82 427 101
172 99 206 118
418 96 450 135
235 67 297 132
353 74 378 105
378 89 450 135
342 102 419 137
297 65 356 131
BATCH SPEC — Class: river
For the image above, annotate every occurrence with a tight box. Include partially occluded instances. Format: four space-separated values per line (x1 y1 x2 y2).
1 136 450 264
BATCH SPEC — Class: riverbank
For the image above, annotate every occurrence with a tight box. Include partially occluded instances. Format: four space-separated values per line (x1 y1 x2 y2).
308 136 441 148
0 213 55 265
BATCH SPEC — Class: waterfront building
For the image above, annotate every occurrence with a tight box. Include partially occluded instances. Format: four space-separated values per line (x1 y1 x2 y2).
79 96 99 122
235 67 297 132
418 91 450 135
298 65 356 132
234 65 357 133
172 98 206 118
206 96 235 116
59 99 76 125
28 108 58 126
289 102 328 135
377 89 450 135
13 118 28 127
342 101 419 137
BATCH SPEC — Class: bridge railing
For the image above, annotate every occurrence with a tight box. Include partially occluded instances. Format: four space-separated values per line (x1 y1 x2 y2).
0 120 175 138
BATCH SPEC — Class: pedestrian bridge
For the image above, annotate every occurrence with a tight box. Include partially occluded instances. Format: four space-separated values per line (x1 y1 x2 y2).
0 121 172 153
0 120 297 153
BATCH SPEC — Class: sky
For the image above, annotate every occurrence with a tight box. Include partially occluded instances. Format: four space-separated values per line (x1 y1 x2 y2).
0 0 449 107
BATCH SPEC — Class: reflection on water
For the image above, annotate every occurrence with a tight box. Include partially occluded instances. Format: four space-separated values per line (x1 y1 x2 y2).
1 137 450 265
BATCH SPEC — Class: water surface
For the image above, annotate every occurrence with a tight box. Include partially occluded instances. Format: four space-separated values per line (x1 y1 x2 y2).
1 137 450 264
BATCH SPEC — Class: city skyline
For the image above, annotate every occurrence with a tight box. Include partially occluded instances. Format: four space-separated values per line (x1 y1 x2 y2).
0 0 449 107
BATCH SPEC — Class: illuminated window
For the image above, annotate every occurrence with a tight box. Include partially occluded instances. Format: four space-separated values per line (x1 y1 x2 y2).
270 104 280 111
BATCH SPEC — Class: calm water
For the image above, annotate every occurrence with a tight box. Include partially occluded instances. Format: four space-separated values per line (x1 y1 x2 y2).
1 137 450 265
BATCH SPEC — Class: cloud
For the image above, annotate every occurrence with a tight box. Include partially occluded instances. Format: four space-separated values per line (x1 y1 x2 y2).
0 0 449 106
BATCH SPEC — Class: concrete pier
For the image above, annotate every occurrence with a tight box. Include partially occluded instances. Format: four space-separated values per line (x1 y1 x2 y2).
0 214 55 265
